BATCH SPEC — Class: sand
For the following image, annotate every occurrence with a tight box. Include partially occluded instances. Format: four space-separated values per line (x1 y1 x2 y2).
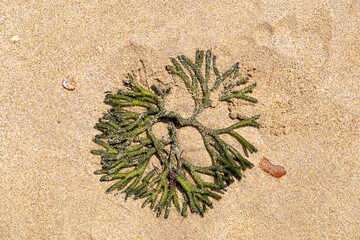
1 1 359 239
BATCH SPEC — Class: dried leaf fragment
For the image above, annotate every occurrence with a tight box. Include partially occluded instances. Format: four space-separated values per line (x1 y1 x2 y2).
260 158 286 178
62 76 77 90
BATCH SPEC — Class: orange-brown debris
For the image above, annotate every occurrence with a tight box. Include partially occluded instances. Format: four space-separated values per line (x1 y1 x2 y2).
260 158 286 178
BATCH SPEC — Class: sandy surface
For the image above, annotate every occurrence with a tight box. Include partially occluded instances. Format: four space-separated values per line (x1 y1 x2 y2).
1 1 359 239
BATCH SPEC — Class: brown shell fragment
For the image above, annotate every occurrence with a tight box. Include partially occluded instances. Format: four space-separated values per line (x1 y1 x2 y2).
260 158 286 178
62 76 77 90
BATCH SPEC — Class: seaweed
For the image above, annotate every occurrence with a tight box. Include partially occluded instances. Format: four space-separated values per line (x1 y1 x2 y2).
92 50 260 218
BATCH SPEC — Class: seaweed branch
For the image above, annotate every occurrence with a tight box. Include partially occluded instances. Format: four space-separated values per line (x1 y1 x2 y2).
92 50 260 218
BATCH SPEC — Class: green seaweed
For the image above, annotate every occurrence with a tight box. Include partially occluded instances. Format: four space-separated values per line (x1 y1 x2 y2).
92 50 260 218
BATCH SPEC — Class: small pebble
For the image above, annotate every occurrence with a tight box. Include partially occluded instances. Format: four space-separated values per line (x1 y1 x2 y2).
11 35 19 43
260 158 286 178
95 46 103 55
62 76 77 90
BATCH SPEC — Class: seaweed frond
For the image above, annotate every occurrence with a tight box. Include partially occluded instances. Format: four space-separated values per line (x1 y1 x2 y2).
92 50 259 218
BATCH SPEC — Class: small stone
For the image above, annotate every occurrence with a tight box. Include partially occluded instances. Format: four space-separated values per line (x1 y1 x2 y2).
95 46 103 55
11 36 19 43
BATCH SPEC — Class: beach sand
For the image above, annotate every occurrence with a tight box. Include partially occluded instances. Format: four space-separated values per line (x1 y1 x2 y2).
1 1 359 239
